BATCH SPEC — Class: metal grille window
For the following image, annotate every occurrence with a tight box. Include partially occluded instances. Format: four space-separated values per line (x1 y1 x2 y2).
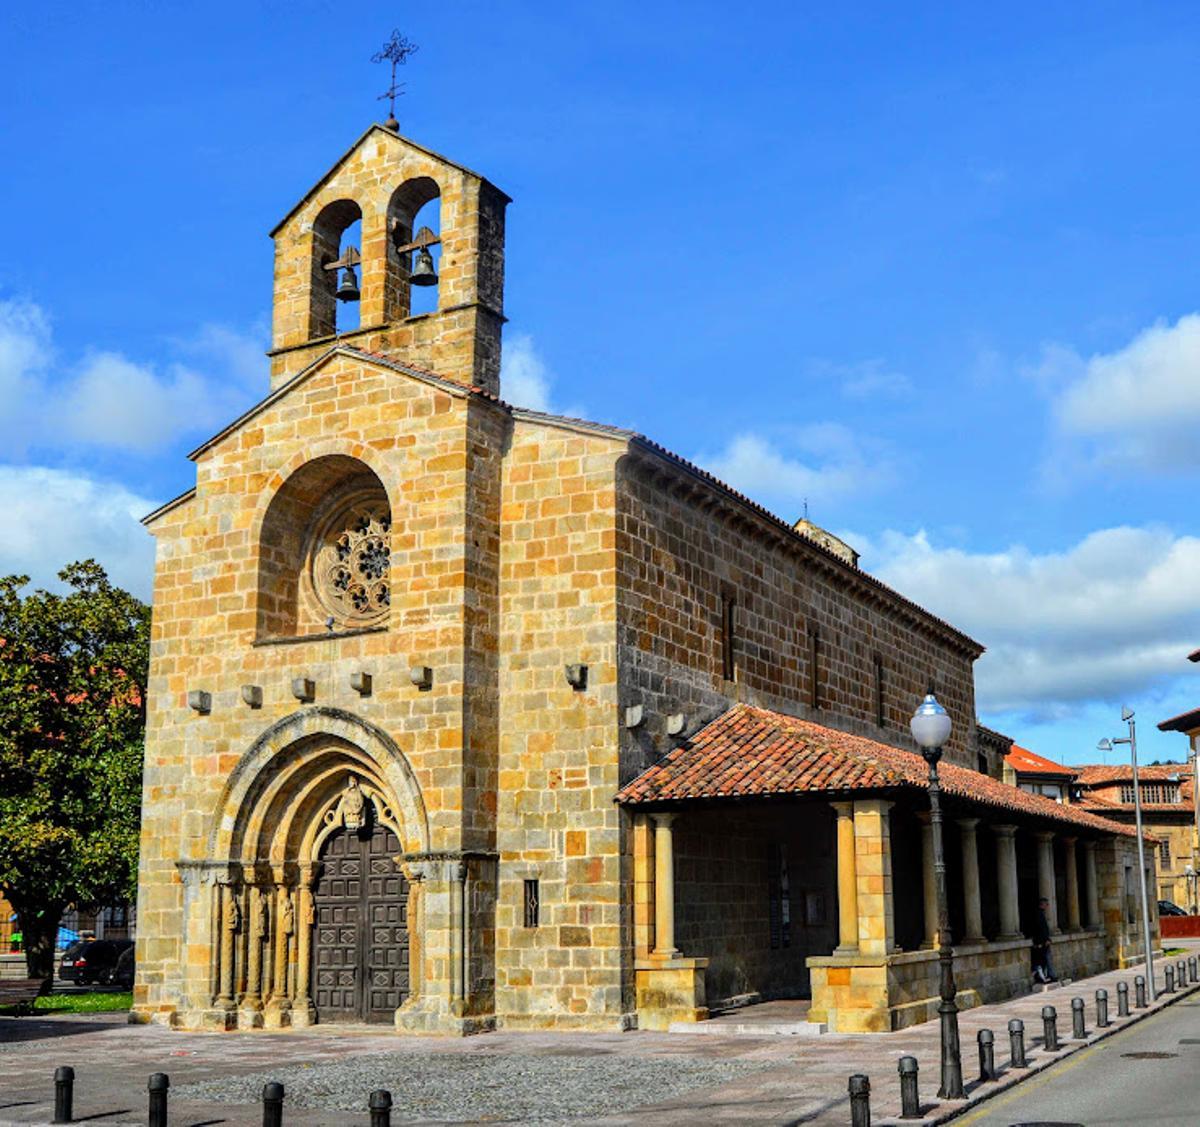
523 879 539 929
1159 839 1171 866
767 843 791 950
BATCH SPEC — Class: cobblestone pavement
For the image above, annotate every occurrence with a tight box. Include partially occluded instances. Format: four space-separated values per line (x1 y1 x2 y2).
1 945 1197 1126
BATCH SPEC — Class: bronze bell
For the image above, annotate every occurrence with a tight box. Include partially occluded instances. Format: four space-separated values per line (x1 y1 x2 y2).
336 265 360 303
410 246 438 287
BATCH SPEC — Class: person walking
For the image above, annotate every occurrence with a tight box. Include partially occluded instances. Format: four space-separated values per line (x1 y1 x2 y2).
1031 896 1056 983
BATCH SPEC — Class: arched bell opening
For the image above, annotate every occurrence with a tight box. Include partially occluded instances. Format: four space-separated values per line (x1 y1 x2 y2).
308 198 363 340
385 176 441 320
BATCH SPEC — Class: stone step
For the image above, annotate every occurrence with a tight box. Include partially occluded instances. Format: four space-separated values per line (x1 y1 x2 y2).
668 1019 828 1036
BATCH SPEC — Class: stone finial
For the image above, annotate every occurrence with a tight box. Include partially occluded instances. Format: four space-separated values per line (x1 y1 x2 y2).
291 677 316 703
187 690 212 714
240 684 263 709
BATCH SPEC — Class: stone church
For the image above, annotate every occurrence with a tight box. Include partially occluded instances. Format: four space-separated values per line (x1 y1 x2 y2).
132 122 1152 1035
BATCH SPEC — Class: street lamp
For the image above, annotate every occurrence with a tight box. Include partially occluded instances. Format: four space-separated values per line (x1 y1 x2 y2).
911 692 963 1100
1098 704 1156 1000
1186 865 1197 917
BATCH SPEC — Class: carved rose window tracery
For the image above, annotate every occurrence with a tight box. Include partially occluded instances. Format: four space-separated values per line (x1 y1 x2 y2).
304 486 392 628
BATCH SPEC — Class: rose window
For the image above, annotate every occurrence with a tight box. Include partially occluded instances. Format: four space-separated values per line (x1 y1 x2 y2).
307 494 392 627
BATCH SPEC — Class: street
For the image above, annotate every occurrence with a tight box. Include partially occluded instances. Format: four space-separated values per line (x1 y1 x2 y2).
958 992 1200 1127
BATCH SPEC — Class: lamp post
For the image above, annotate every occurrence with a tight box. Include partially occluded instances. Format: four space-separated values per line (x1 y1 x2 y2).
1186 865 1197 918
911 692 964 1100
1098 705 1156 1001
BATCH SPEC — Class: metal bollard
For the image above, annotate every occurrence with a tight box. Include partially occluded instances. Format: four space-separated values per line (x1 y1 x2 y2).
1190 956 1197 983
53 1066 74 1124
1117 980 1130 1016
369 1089 393 1127
897 1056 920 1119
148 1073 169 1127
1135 974 1147 1008
849 1073 871 1127
977 1028 997 1081
1042 1004 1060 1051
1178 960 1188 987
1071 996 1086 1039
1165 966 1175 994
262 1082 284 1127
1008 1018 1028 1068
1096 987 1109 1027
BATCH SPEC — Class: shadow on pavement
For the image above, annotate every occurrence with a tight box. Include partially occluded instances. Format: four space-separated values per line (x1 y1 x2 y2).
0 1016 127 1043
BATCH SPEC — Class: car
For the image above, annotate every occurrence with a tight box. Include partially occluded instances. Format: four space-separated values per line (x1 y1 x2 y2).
59 939 133 985
103 944 135 989
1158 899 1189 917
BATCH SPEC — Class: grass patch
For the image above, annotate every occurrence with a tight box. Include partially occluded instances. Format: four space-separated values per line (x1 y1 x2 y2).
33 991 132 1014
1163 947 1188 957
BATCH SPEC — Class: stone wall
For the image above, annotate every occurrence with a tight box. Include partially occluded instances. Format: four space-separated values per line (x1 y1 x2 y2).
614 449 981 782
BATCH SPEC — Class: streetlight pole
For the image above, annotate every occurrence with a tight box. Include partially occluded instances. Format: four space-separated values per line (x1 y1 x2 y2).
1100 706 1156 1000
911 693 964 1100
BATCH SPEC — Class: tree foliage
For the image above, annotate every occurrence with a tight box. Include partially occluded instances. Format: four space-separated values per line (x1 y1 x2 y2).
0 561 149 975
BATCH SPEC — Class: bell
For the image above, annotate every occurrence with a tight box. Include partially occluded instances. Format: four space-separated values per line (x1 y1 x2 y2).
336 265 360 302
410 246 438 287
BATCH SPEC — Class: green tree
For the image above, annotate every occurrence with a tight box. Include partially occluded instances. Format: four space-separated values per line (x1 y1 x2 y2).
0 561 149 978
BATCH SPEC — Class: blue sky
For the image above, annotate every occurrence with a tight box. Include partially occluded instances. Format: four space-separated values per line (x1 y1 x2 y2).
2 1 1199 763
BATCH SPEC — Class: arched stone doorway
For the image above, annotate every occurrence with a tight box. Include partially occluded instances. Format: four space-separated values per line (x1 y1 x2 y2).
313 818 410 1023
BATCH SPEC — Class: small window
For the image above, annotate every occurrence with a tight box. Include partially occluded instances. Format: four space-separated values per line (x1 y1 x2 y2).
977 749 989 776
1159 839 1171 867
873 653 885 727
523 879 540 929
808 624 822 710
721 593 737 682
767 843 791 949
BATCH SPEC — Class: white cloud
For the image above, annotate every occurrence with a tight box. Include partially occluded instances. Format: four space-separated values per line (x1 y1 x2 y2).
861 525 1200 719
811 358 913 400
1041 313 1200 472
501 333 554 413
0 466 156 599
699 426 891 515
0 299 266 455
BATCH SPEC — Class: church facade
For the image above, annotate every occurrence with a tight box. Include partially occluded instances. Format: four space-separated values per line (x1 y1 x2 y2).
132 125 1152 1035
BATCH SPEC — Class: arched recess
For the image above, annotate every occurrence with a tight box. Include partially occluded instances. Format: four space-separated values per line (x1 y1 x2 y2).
209 706 430 865
255 454 392 639
385 176 441 320
309 198 362 339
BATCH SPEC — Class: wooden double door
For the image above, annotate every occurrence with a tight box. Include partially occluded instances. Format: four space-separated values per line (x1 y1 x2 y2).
312 822 410 1023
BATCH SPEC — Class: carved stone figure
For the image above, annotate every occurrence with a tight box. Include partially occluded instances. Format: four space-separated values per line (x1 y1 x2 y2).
226 891 241 932
342 776 367 832
280 892 295 936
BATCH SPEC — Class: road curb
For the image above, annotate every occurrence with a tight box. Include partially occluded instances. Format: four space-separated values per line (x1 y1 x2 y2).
874 979 1200 1126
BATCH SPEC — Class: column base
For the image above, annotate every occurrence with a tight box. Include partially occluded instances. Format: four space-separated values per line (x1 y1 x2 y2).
195 1007 238 1031
394 998 496 1035
262 1000 292 1029
237 1004 264 1029
635 956 708 1031
289 1003 317 1028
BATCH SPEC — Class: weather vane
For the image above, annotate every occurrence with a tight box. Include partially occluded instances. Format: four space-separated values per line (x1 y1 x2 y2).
372 29 419 130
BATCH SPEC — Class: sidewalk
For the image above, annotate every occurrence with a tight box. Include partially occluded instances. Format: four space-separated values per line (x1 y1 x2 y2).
0 945 1197 1125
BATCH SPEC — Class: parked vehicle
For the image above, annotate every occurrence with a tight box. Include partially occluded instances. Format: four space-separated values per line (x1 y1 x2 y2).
104 944 135 989
1158 899 1189 917
59 939 133 985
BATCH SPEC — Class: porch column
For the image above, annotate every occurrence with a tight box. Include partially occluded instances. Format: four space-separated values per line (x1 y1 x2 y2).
832 802 859 953
1083 841 1101 928
958 817 984 943
1035 831 1060 933
993 825 1021 939
652 813 680 957
292 863 316 1026
240 884 265 1019
918 813 938 947
215 881 237 1009
853 800 895 956
1063 837 1081 931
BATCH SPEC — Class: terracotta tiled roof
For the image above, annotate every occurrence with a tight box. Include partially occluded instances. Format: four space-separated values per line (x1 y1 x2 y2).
617 704 1139 837
1005 744 1075 778
1075 764 1191 785
1158 706 1200 734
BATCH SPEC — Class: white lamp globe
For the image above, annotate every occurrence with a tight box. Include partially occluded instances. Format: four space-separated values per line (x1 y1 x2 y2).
910 693 952 750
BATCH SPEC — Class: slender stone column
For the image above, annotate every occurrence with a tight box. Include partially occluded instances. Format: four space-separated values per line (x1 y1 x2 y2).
1035 832 1060 933
993 825 1021 939
241 885 265 1015
919 813 938 947
292 864 316 1026
853 800 896 956
449 860 467 1015
832 802 859 953
216 882 238 1009
958 818 984 943
652 813 680 956
1083 841 1101 929
1063 837 1081 931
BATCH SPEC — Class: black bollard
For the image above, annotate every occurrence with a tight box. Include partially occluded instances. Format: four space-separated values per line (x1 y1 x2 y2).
1042 1004 1060 1051
1071 996 1086 1039
148 1073 169 1127
1096 987 1109 1027
1178 960 1188 987
977 1028 997 1081
849 1073 871 1127
897 1056 920 1119
1135 974 1147 1008
1190 956 1197 984
1117 980 1130 1016
53 1066 74 1124
1008 1018 1028 1068
1165 966 1175 994
369 1089 393 1127
262 1082 284 1127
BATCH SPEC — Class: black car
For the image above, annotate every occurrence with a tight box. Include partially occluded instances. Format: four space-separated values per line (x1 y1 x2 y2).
1158 899 1189 917
59 939 133 985
105 944 135 989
